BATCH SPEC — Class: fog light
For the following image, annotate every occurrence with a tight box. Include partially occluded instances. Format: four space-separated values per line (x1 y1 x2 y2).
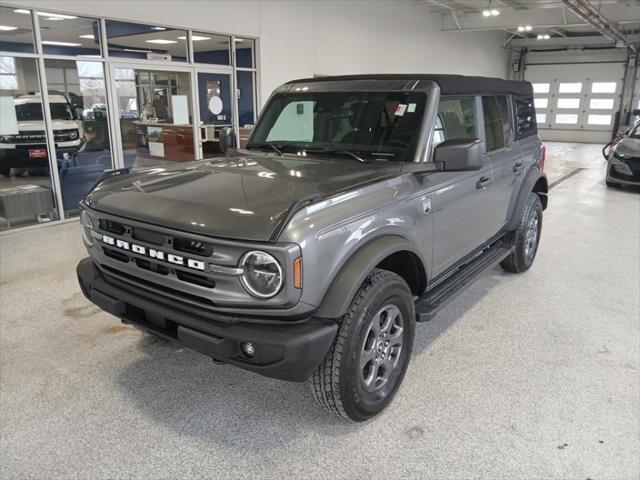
241 342 255 358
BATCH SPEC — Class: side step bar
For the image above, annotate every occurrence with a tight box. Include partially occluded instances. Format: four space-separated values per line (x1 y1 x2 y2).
415 244 513 322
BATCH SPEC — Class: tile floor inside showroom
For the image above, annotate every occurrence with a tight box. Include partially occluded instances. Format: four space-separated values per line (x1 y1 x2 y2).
1 143 638 479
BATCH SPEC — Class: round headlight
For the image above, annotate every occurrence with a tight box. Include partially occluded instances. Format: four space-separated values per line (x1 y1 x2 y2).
80 210 95 246
240 251 283 298
68 129 78 139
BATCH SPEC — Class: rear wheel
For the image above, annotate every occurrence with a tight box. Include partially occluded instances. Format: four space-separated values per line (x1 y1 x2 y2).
501 192 543 273
309 269 415 421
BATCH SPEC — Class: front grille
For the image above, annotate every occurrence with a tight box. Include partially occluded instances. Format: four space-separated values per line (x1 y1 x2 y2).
103 247 129 263
132 227 164 245
95 215 223 298
173 237 214 256
1 131 46 144
134 257 170 275
99 219 126 235
175 270 216 288
102 264 216 307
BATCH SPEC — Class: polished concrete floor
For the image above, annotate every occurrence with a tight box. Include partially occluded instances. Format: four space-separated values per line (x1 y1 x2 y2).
1 143 638 479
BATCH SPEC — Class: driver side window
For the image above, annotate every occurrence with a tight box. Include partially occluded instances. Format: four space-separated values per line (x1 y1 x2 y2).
432 96 478 147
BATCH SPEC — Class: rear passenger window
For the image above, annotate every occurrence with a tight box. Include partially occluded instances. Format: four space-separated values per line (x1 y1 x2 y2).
482 95 510 152
514 94 537 139
433 96 477 147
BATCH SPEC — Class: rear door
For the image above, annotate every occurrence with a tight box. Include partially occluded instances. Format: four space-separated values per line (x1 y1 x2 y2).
481 95 518 231
429 96 495 277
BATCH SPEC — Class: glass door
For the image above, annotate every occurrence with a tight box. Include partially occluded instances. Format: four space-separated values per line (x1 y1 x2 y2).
194 69 234 159
109 63 196 169
43 59 114 217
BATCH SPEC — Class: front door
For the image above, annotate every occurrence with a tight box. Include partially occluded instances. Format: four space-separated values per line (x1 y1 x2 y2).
429 96 496 277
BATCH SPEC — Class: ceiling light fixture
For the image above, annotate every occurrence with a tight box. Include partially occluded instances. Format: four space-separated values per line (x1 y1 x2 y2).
177 35 210 41
234 38 244 42
543 34 550 39
482 1 499 17
145 39 177 44
0 25 18 31
150 26 166 31
525 25 532 31
41 40 82 46
14 10 78 19
518 26 525 32
78 34 95 39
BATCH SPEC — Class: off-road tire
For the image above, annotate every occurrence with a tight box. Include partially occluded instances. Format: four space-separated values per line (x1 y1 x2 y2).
501 192 543 273
309 269 415 422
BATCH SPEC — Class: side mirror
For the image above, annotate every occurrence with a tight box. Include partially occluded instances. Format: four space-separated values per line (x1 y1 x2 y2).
434 138 483 171
219 127 237 153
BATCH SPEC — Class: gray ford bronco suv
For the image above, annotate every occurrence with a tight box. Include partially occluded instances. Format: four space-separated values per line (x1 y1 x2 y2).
77 74 548 421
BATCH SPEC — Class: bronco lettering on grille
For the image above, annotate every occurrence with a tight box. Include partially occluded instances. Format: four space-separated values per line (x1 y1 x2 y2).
101 234 205 271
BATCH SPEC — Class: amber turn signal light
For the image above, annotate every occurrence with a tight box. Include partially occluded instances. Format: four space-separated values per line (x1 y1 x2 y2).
293 257 303 289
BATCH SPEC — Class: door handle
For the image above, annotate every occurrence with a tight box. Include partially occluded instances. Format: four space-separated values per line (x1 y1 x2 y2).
476 176 492 189
513 161 524 175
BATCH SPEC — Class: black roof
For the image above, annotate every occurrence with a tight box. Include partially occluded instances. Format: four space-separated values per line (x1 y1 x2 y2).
288 74 533 96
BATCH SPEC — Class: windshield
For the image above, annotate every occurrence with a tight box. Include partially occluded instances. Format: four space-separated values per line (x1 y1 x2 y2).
15 102 76 122
248 91 427 162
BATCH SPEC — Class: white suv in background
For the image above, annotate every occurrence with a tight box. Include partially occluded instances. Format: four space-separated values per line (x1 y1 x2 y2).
0 93 83 175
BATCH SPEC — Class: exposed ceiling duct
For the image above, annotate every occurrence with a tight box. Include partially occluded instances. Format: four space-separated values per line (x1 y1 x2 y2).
560 0 637 51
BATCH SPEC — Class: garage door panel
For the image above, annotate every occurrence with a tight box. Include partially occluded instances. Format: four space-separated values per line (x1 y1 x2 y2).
525 63 624 143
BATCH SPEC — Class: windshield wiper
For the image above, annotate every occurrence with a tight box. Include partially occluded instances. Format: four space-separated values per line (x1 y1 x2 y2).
305 148 368 163
246 142 283 156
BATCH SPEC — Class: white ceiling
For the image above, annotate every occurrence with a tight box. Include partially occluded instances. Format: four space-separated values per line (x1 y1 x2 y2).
419 0 640 40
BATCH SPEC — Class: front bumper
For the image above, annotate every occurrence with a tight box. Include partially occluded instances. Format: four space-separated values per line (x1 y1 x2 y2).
0 145 80 169
77 258 337 381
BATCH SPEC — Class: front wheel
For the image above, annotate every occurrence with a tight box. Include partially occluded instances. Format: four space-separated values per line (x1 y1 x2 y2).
501 192 543 273
309 269 415 421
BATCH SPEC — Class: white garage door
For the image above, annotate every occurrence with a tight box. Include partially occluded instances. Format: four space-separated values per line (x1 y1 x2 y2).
525 63 625 144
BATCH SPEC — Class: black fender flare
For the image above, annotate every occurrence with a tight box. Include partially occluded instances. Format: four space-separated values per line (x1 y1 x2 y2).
505 167 548 232
315 235 425 319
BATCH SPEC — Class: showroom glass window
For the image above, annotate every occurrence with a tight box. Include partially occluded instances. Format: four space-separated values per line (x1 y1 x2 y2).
38 12 102 57
249 91 427 162
0 54 60 229
432 96 477 147
193 32 231 65
44 59 114 217
235 38 255 68
0 7 36 53
482 95 510 152
105 20 188 62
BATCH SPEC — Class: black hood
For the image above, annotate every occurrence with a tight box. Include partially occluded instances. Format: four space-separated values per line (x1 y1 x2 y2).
85 151 402 241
